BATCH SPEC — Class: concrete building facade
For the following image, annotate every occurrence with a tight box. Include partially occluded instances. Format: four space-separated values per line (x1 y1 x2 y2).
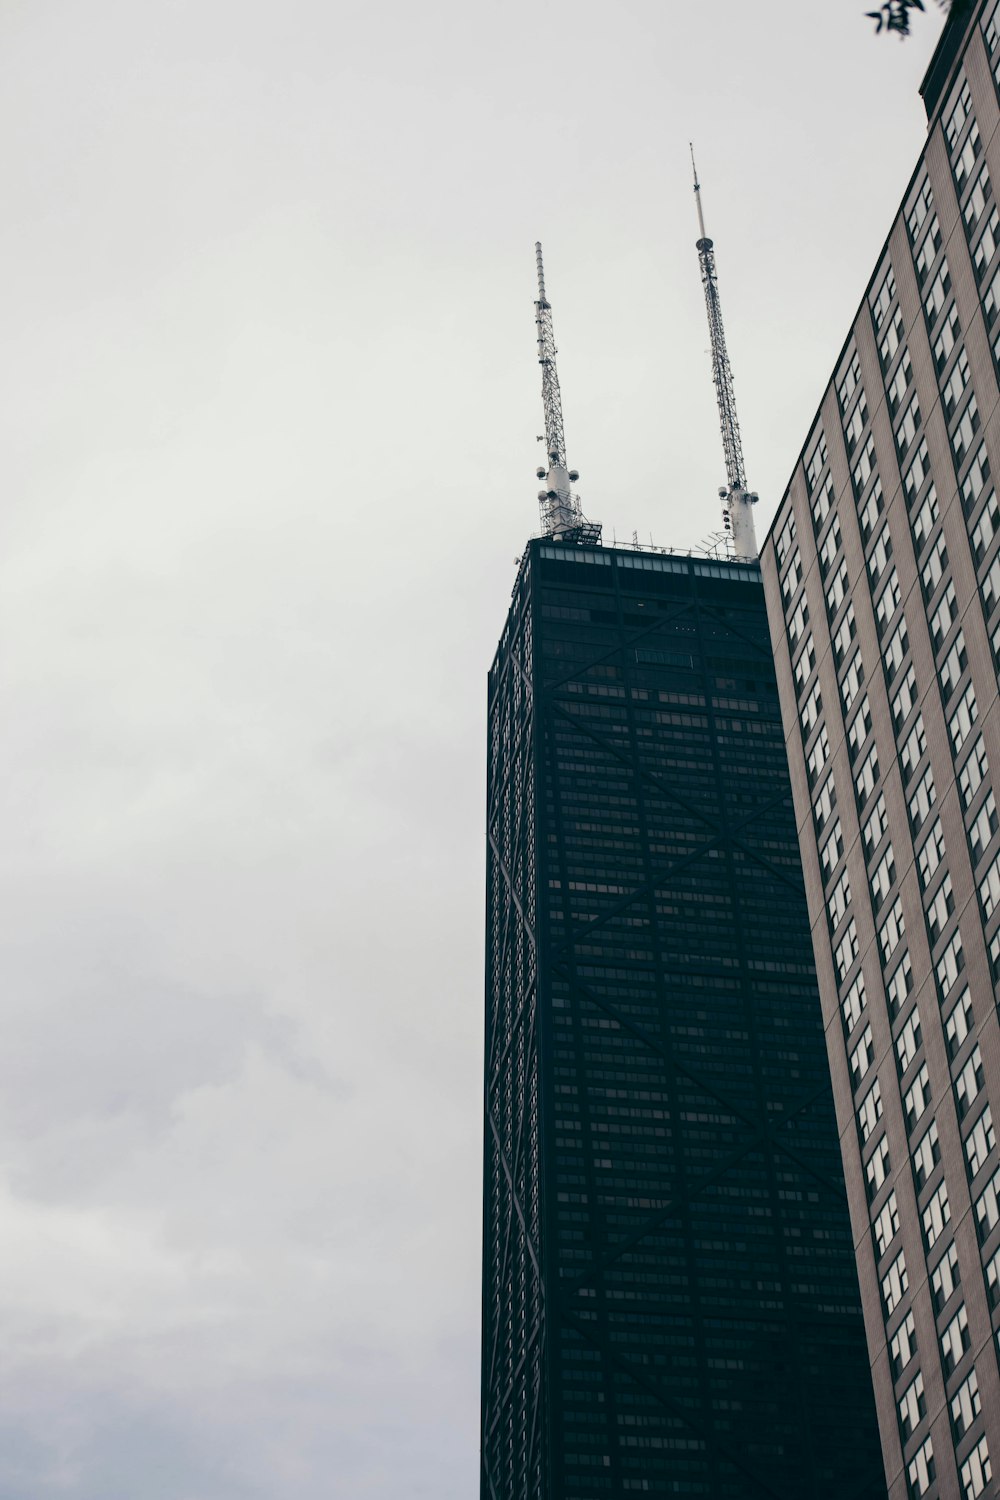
761 5 1000 1495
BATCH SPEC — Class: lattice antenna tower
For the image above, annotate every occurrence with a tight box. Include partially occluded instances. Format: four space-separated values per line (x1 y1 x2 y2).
534 243 599 541
691 147 759 560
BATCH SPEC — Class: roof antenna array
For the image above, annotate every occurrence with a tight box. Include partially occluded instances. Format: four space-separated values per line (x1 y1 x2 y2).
534 243 601 544
690 146 759 560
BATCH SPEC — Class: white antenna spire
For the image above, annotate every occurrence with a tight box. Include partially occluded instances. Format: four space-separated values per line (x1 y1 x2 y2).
534 243 590 539
690 146 758 560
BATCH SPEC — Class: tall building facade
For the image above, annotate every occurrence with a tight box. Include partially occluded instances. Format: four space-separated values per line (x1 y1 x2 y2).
760 5 1000 1496
482 537 883 1498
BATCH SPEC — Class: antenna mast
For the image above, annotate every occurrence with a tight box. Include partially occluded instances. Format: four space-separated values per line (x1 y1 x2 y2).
534 243 599 542
690 147 758 560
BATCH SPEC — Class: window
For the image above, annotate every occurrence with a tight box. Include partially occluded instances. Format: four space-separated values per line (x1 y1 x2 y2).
901 715 927 783
872 266 897 330
932 1240 961 1311
871 845 897 912
988 1246 1000 1307
892 665 918 733
945 987 973 1060
895 396 921 458
939 631 968 702
946 80 973 150
969 791 998 864
942 347 971 417
833 602 857 665
775 511 796 565
881 1247 908 1315
859 1077 883 1143
978 850 1000 921
921 534 948 599
953 394 981 466
890 1309 917 1379
974 206 1000 280
862 790 887 853
867 1135 891 1199
960 738 990 811
904 438 931 502
907 1436 935 1499
859 479 884 543
818 516 842 577
880 306 905 368
961 443 990 513
929 581 957 649
806 725 830 788
852 434 877 496
934 303 962 371
909 766 936 834
874 1190 900 1256
956 1045 984 1119
923 1180 951 1249
955 124 982 191
961 1435 991 1500
793 635 816 697
896 1007 922 1074
828 867 852 933
834 919 860 985
917 820 945 891
850 1023 874 1089
805 432 828 492
904 1062 931 1133
941 1303 971 1375
912 1118 940 1190
884 619 909 682
880 896 906 968
840 651 864 713
982 552 1000 615
970 492 999 561
887 351 913 413
937 929 965 1002
908 178 933 240
966 1106 995 1179
842 971 867 1035
848 695 873 761
780 548 802 607
951 1369 980 1440
826 559 850 619
844 394 868 455
814 775 837 833
976 1167 1000 1243
800 681 822 738
811 472 834 531
898 1370 926 1441
887 953 913 1019
924 261 952 326
926 873 955 945
964 163 992 231
838 351 861 410
821 819 844 882
911 485 940 555
876 567 902 636
915 217 942 283
949 683 979 756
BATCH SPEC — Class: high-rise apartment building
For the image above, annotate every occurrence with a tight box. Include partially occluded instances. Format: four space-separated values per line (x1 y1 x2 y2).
482 536 883 1497
760 5 1000 1496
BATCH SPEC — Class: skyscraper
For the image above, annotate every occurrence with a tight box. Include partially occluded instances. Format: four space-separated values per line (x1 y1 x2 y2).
760 4 1000 1496
481 249 883 1498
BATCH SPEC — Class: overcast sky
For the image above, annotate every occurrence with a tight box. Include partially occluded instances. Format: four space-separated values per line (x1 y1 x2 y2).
0 2 942 1496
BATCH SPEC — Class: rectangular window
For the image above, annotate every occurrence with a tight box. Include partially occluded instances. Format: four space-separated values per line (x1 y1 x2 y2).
859 1077 883 1143
960 1435 991 1500
834 918 860 985
874 1190 900 1257
826 559 850 619
909 766 936 833
967 1106 995 1179
892 665 918 733
904 1062 931 1133
917 819 945 891
890 1309 917 1379
884 618 909 682
931 1240 961 1311
938 929 965 1002
951 1369 981 1440
896 395 920 458
912 1118 940 1190
969 791 998 864
872 266 896 331
806 724 830 787
953 394 982 466
887 953 913 1019
904 438 931 502
974 206 1000 280
961 737 990 810
848 695 873 761
862 789 887 852
775 511 796 566
838 350 861 410
908 178 933 240
945 987 973 1060
805 433 828 493
961 443 990 513
907 1436 935 1498
818 516 842 577
887 350 913 413
929 581 958 648
852 434 877 496
911 484 940 556
896 1007 922 1074
956 1045 984 1119
979 851 1000 921
923 1180 951 1249
898 1370 926 1441
833 602 857 665
840 652 864 713
939 632 969 702
881 1247 908 1315
934 304 961 371
921 534 948 598
942 347 971 416
949 683 979 756
955 124 982 190
859 477 884 542
970 493 999 561
811 472 834 531
841 971 867 1035
871 845 896 911
821 819 844 882
828 867 852 933
964 163 992 231
946 80 974 150
901 714 927 783
850 1023 874 1089
926 873 955 945
867 1135 891 1199
844 394 868 455
924 261 952 326
941 1303 970 1375
880 306 904 368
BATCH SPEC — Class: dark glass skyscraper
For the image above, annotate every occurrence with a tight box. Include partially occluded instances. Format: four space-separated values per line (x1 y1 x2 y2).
482 535 884 1499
